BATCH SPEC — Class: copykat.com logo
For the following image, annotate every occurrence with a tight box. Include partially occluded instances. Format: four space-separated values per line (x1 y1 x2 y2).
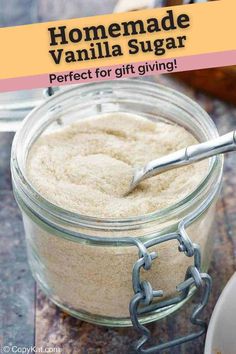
1 346 62 353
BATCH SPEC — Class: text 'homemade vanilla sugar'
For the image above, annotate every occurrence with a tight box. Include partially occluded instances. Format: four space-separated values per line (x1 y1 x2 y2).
27 112 207 218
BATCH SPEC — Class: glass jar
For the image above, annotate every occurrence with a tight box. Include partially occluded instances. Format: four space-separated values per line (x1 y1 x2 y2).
11 79 223 328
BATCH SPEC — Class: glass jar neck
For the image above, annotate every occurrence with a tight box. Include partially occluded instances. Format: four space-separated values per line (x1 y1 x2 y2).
11 80 223 242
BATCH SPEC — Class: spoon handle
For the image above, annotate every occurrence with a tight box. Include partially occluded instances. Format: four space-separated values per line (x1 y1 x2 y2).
131 131 236 189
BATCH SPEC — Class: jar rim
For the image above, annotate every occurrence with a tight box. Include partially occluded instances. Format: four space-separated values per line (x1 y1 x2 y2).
11 79 223 232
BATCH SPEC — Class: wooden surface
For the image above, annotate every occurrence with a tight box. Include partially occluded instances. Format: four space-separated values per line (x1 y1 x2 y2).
1 1 236 354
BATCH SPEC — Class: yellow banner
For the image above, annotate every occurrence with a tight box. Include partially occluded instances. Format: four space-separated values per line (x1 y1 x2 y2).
0 1 235 80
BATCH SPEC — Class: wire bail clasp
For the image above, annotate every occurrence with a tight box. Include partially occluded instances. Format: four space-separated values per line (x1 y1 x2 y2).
129 220 212 353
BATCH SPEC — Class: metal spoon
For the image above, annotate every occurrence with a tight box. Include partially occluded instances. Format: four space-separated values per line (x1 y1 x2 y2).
127 130 236 194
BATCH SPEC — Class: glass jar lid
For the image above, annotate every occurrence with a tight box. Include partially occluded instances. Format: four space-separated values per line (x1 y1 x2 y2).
0 89 45 132
0 87 63 132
